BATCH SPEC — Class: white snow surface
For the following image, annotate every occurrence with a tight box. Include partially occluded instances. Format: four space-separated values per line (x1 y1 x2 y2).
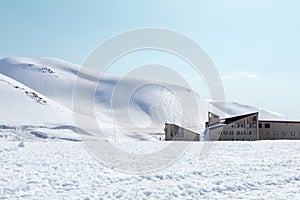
0 130 299 199
1 57 299 199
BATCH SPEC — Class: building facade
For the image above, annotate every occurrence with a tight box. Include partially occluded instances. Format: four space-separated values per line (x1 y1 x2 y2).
259 120 300 140
164 123 200 141
206 112 259 141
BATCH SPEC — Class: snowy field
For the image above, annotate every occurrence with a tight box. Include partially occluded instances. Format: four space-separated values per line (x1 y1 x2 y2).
1 128 299 199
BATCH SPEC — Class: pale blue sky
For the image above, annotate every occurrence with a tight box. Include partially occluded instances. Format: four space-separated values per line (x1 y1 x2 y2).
1 0 300 118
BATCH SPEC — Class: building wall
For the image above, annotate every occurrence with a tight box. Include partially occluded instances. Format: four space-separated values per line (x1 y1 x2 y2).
207 112 221 126
208 113 259 141
259 121 300 140
164 123 200 141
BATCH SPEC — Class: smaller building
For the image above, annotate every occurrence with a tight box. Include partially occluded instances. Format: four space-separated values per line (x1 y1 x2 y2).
164 123 200 141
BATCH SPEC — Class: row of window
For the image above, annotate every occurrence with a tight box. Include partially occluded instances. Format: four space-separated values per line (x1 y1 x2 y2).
259 123 300 129
265 131 298 136
272 131 296 136
259 123 270 128
219 131 253 135
265 138 297 140
231 124 256 128
219 138 256 141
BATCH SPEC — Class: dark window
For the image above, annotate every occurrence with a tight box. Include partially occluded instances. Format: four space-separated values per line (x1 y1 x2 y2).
291 132 296 136
230 131 234 135
174 126 179 136
178 129 184 137
247 131 252 135
241 124 244 128
259 123 262 128
265 124 270 128
237 131 240 135
282 132 287 135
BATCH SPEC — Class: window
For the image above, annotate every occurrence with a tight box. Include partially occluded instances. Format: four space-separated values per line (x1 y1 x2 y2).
241 124 244 128
237 131 240 135
282 132 287 135
247 131 252 135
259 123 262 128
229 131 234 135
273 132 278 135
265 124 270 128
178 128 184 137
174 127 179 136
291 132 296 136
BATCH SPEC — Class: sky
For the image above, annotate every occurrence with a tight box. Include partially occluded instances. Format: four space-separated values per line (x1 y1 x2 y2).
1 0 300 119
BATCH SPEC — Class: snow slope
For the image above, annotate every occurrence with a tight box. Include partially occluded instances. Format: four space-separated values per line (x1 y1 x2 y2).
0 57 210 138
0 57 80 109
0 73 73 125
0 56 283 139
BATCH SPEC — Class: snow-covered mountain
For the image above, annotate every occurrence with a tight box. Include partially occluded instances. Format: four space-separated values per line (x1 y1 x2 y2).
0 57 80 109
0 73 73 125
0 57 283 136
0 57 208 140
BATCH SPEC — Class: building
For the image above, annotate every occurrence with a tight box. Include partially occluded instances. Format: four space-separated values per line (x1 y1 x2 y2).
259 120 300 140
206 112 259 141
164 123 200 141
164 112 300 141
